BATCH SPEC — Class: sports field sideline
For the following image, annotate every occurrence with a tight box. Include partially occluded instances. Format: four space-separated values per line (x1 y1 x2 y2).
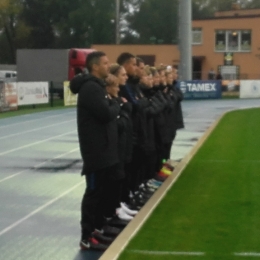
0 99 259 260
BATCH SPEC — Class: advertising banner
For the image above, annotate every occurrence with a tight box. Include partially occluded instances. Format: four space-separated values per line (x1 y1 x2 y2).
0 81 18 112
240 80 260 99
64 81 77 106
221 80 240 97
17 82 49 105
178 80 222 100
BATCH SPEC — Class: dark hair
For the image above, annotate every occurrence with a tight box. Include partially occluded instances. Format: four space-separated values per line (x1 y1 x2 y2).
86 51 106 72
117 52 135 65
136 57 144 66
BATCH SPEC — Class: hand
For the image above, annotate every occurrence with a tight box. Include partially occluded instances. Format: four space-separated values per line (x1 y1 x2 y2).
121 97 127 103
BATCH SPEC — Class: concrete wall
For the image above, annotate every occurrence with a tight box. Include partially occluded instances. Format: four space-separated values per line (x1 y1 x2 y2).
0 64 16 71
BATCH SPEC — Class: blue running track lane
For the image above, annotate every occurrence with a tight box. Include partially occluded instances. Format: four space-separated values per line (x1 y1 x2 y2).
0 100 259 260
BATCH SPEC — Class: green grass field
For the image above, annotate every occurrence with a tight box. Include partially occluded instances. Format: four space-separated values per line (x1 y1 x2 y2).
119 108 260 260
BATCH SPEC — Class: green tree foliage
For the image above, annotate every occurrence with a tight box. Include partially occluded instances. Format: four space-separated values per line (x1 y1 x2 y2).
192 0 259 19
0 0 31 63
1 0 260 64
122 0 179 44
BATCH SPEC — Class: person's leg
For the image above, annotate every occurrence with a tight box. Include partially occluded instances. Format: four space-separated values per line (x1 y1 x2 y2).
80 170 106 240
145 150 157 180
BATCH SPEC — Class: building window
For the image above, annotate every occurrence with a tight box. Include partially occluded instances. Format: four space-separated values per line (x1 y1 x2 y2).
192 28 202 45
215 30 251 52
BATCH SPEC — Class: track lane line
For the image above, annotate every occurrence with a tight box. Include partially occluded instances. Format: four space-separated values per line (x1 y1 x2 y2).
0 119 76 140
0 147 80 183
0 130 76 156
0 179 85 237
0 111 75 130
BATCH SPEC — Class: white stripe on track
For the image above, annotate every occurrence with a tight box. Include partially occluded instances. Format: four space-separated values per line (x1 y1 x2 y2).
0 130 76 156
130 250 205 256
0 119 75 140
0 111 75 130
0 180 84 237
0 147 79 183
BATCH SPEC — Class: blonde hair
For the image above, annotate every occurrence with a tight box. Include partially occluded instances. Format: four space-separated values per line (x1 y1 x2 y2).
150 67 158 76
109 63 123 76
105 74 119 87
144 65 152 76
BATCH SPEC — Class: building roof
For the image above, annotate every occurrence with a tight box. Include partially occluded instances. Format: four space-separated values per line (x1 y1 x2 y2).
193 14 260 21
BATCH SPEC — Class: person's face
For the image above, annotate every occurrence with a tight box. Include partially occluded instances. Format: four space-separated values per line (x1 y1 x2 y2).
172 69 178 81
147 74 153 88
136 62 145 79
124 58 137 76
166 73 173 85
140 74 149 86
153 72 160 86
106 83 120 98
117 67 128 85
94 56 110 79
160 70 166 85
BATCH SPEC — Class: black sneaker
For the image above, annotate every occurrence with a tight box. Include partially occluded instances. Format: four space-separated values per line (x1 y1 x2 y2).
102 225 121 236
92 230 114 244
106 216 129 227
80 237 108 251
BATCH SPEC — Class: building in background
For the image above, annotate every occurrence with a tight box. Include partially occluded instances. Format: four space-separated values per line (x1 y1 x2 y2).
93 6 260 80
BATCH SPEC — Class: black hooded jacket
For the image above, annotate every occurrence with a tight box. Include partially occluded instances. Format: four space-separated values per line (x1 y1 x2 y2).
70 74 120 175
171 81 184 130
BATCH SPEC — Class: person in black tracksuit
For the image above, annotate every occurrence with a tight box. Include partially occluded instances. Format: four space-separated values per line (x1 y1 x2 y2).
172 68 184 132
117 53 147 195
163 68 184 161
69 52 120 250
151 67 169 173
162 70 178 161
138 68 165 181
103 73 133 218
109 64 135 206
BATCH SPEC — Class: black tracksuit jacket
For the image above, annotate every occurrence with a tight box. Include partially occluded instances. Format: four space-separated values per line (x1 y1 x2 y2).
69 74 120 175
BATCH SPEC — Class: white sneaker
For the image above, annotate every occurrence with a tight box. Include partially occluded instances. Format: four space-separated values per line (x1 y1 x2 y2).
116 207 133 221
120 202 139 216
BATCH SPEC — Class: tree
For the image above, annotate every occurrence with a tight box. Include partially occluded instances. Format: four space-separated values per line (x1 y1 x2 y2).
123 0 179 44
0 0 30 63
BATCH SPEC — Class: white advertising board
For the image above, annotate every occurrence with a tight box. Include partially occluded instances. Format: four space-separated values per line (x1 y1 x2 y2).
240 80 260 99
17 82 49 105
64 81 77 106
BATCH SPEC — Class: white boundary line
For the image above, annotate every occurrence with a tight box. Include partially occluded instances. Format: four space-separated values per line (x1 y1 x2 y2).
0 147 79 183
129 251 260 257
0 119 75 140
0 180 85 237
0 110 75 130
234 252 260 257
0 130 76 156
130 250 205 256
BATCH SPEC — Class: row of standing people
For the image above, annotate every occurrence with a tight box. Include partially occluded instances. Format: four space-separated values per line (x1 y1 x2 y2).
69 51 184 251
